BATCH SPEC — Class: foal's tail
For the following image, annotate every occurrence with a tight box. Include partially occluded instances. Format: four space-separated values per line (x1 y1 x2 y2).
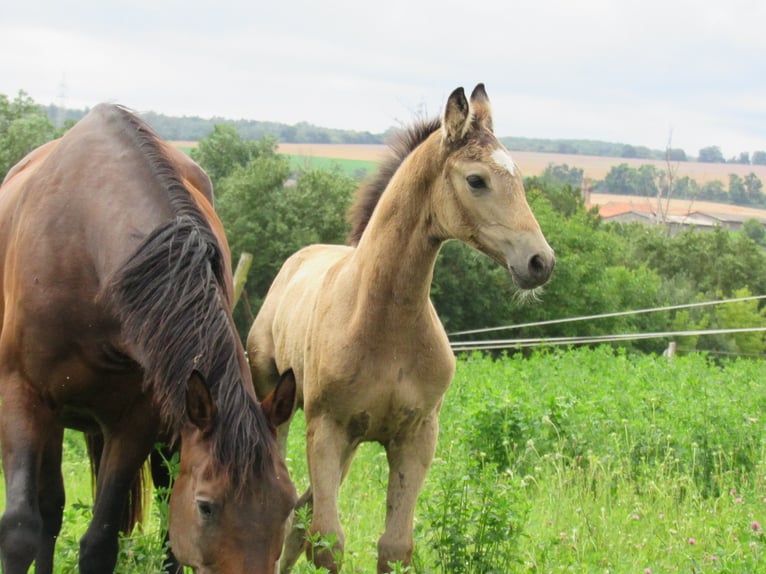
85 433 147 532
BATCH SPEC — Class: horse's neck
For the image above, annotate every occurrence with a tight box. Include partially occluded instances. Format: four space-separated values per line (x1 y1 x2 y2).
350 137 443 322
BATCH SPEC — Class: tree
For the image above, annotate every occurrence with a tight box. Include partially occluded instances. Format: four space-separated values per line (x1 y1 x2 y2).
713 287 766 355
190 124 276 183
698 146 725 163
0 91 58 180
729 174 748 205
752 151 766 166
667 148 687 162
598 163 639 195
744 173 765 206
742 218 765 246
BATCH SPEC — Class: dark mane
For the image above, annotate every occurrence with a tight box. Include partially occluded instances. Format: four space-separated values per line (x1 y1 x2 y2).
347 117 441 245
103 106 274 485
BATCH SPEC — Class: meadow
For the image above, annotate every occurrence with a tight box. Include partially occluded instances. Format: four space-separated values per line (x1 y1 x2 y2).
4 347 765 573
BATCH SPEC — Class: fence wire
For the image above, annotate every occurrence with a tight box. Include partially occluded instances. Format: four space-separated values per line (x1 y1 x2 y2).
448 295 766 353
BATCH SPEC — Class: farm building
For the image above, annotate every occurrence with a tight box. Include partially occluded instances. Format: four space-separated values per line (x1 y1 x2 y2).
590 196 766 234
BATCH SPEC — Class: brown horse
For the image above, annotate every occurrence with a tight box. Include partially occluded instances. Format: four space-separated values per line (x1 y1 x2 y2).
0 104 297 574
247 84 555 573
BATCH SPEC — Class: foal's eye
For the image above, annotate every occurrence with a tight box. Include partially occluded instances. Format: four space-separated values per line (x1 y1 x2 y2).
196 499 216 521
466 174 487 191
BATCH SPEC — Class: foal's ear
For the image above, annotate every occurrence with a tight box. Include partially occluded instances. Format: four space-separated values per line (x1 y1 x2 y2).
443 86 471 144
261 369 297 429
186 371 217 434
469 83 493 132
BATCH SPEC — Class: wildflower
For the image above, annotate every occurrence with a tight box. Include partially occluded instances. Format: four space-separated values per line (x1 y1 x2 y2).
736 497 743 503
752 521 762 532
688 537 696 545
644 569 652 574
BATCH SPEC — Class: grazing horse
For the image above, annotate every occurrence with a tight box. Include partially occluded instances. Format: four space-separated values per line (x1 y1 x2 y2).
0 104 297 574
247 84 555 573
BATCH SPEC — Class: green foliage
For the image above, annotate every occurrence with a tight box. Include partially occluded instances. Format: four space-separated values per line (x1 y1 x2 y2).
0 91 58 180
416 452 529 573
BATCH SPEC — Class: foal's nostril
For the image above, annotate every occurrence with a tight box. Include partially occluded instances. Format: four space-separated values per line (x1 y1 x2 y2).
528 253 554 282
529 254 546 275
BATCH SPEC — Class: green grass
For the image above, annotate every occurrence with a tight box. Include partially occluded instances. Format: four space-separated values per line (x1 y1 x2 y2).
283 154 377 180
2 347 765 572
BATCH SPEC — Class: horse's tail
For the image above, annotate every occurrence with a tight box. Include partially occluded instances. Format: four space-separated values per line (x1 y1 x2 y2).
84 432 147 532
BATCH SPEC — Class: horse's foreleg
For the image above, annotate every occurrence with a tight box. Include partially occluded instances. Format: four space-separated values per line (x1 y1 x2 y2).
378 417 439 573
0 376 58 574
304 416 352 574
79 410 158 574
34 429 66 574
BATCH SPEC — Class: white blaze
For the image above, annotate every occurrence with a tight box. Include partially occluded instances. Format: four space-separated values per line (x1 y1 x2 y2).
491 148 516 176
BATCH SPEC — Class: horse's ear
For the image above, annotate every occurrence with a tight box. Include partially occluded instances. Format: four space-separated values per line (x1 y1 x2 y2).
261 369 296 429
186 371 217 434
469 83 493 132
443 86 471 144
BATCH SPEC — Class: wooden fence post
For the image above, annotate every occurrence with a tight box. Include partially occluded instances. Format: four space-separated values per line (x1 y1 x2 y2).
232 252 253 308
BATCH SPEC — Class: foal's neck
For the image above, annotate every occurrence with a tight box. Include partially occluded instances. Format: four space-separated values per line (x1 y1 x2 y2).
351 135 444 318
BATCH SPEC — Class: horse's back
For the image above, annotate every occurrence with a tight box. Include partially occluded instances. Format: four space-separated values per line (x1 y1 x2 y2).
0 103 204 413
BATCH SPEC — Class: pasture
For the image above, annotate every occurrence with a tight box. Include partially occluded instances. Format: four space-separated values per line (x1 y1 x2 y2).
3 347 764 572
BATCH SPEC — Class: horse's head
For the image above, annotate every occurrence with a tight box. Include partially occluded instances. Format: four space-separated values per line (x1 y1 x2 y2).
169 372 297 574
434 84 555 290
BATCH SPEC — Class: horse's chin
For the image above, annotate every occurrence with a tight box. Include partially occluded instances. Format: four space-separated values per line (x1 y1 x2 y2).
512 284 544 305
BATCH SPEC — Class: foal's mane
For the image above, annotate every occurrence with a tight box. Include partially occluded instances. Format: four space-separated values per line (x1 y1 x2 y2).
103 106 274 484
347 117 441 245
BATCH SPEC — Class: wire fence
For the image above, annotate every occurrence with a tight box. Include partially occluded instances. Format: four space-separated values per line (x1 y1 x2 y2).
448 294 766 355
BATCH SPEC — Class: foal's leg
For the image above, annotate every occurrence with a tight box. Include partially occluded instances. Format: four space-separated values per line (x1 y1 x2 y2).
0 375 58 574
378 416 439 573
78 408 158 574
303 415 355 573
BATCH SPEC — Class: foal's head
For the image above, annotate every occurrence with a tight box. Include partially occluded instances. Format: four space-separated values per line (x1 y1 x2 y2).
435 84 555 290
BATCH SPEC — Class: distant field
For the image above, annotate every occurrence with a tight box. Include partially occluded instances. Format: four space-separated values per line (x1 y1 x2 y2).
276 143 766 185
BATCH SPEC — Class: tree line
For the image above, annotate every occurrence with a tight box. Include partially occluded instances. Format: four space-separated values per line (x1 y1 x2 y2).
35 95 766 165
556 162 766 208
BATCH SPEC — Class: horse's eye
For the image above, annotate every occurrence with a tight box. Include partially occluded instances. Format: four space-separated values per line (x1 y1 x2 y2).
466 175 487 191
196 499 216 521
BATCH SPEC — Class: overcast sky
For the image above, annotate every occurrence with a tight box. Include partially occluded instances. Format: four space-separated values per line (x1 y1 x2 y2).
2 0 764 157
